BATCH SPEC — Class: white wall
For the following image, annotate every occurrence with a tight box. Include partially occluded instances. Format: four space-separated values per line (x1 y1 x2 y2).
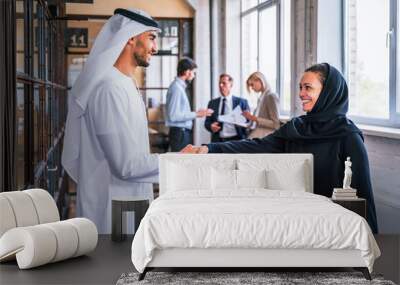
190 0 242 144
224 0 241 97
210 0 241 98
291 0 318 117
188 0 213 145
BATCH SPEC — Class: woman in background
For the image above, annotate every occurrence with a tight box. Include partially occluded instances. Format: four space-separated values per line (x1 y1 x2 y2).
242 72 280 138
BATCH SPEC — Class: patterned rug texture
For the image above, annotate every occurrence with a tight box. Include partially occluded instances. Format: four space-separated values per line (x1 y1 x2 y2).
116 271 396 285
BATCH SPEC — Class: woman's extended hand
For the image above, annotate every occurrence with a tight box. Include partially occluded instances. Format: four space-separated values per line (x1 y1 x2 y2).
180 144 209 154
242 111 257 122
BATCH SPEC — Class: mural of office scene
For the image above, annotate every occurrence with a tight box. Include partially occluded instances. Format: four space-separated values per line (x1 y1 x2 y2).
1 1 399 284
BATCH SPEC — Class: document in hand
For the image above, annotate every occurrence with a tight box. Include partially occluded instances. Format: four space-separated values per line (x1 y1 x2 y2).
218 105 249 127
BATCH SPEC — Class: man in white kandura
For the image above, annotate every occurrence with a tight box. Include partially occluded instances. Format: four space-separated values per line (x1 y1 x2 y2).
62 8 161 234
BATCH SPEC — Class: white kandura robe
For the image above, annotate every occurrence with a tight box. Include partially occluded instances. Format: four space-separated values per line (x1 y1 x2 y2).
76 67 158 234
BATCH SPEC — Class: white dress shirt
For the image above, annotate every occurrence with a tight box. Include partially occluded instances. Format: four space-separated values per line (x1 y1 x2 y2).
165 77 196 129
218 94 238 138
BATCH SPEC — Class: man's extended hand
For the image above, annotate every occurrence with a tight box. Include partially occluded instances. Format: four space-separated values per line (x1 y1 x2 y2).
180 144 209 154
210 122 221 133
196 108 214 117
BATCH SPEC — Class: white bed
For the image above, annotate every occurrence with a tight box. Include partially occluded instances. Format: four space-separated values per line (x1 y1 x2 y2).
131 154 380 280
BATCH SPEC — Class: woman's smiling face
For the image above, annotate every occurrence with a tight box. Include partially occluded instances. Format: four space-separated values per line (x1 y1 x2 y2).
299 71 323 112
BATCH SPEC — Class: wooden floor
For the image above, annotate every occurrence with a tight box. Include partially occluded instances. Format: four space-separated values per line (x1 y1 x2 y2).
0 235 398 285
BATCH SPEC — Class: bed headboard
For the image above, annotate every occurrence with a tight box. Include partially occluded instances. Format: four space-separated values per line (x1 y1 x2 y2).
159 153 313 196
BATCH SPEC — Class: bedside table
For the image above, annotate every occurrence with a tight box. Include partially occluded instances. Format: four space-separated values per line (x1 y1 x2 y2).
111 197 150 242
331 198 366 219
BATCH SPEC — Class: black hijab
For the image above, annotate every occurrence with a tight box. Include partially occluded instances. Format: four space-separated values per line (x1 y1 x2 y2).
275 63 362 141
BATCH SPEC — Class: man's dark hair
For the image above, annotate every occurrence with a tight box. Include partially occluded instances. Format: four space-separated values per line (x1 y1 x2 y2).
177 58 197 76
219 73 233 82
305 63 329 86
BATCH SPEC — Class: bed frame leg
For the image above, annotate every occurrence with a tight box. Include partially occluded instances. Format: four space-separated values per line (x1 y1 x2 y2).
354 267 371 280
138 268 148 281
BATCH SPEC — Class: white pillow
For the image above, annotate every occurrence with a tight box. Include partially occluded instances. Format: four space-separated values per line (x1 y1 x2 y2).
168 162 212 191
211 168 236 191
211 169 268 191
266 162 307 191
237 158 309 192
236 169 267 189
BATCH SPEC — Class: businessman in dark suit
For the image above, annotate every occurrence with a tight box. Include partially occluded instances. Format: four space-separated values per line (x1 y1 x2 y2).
205 74 250 142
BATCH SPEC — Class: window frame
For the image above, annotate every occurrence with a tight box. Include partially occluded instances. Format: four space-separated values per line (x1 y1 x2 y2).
16 0 68 198
343 0 400 128
240 0 290 115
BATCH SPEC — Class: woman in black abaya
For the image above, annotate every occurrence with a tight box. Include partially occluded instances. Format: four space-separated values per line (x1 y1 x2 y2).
182 63 378 233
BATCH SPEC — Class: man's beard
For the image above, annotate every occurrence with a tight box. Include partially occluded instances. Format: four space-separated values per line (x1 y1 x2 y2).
134 52 149 67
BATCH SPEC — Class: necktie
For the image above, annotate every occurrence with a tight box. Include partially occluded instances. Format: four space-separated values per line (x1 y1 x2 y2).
221 98 226 115
220 98 226 131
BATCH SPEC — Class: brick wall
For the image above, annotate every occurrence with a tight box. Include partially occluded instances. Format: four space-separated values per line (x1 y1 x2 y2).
365 135 400 233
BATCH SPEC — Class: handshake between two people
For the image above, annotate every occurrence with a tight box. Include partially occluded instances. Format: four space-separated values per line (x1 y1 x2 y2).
180 144 209 154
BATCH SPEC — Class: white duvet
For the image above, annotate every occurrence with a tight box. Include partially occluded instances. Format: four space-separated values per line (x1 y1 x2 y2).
131 190 380 273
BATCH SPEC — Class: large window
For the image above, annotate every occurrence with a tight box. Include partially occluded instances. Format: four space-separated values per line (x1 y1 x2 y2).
16 0 68 202
145 19 194 153
241 0 291 114
344 0 400 127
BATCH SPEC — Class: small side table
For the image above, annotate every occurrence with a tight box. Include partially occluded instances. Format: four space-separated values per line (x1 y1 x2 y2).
331 198 366 219
112 197 149 242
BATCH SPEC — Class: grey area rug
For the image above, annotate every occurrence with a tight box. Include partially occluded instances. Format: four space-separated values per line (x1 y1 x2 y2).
116 271 396 285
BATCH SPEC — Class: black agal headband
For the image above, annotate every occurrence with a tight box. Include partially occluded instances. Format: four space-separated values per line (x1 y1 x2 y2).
114 8 159 29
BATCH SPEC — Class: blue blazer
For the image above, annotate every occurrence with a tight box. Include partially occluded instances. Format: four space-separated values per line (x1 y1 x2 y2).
205 96 250 142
